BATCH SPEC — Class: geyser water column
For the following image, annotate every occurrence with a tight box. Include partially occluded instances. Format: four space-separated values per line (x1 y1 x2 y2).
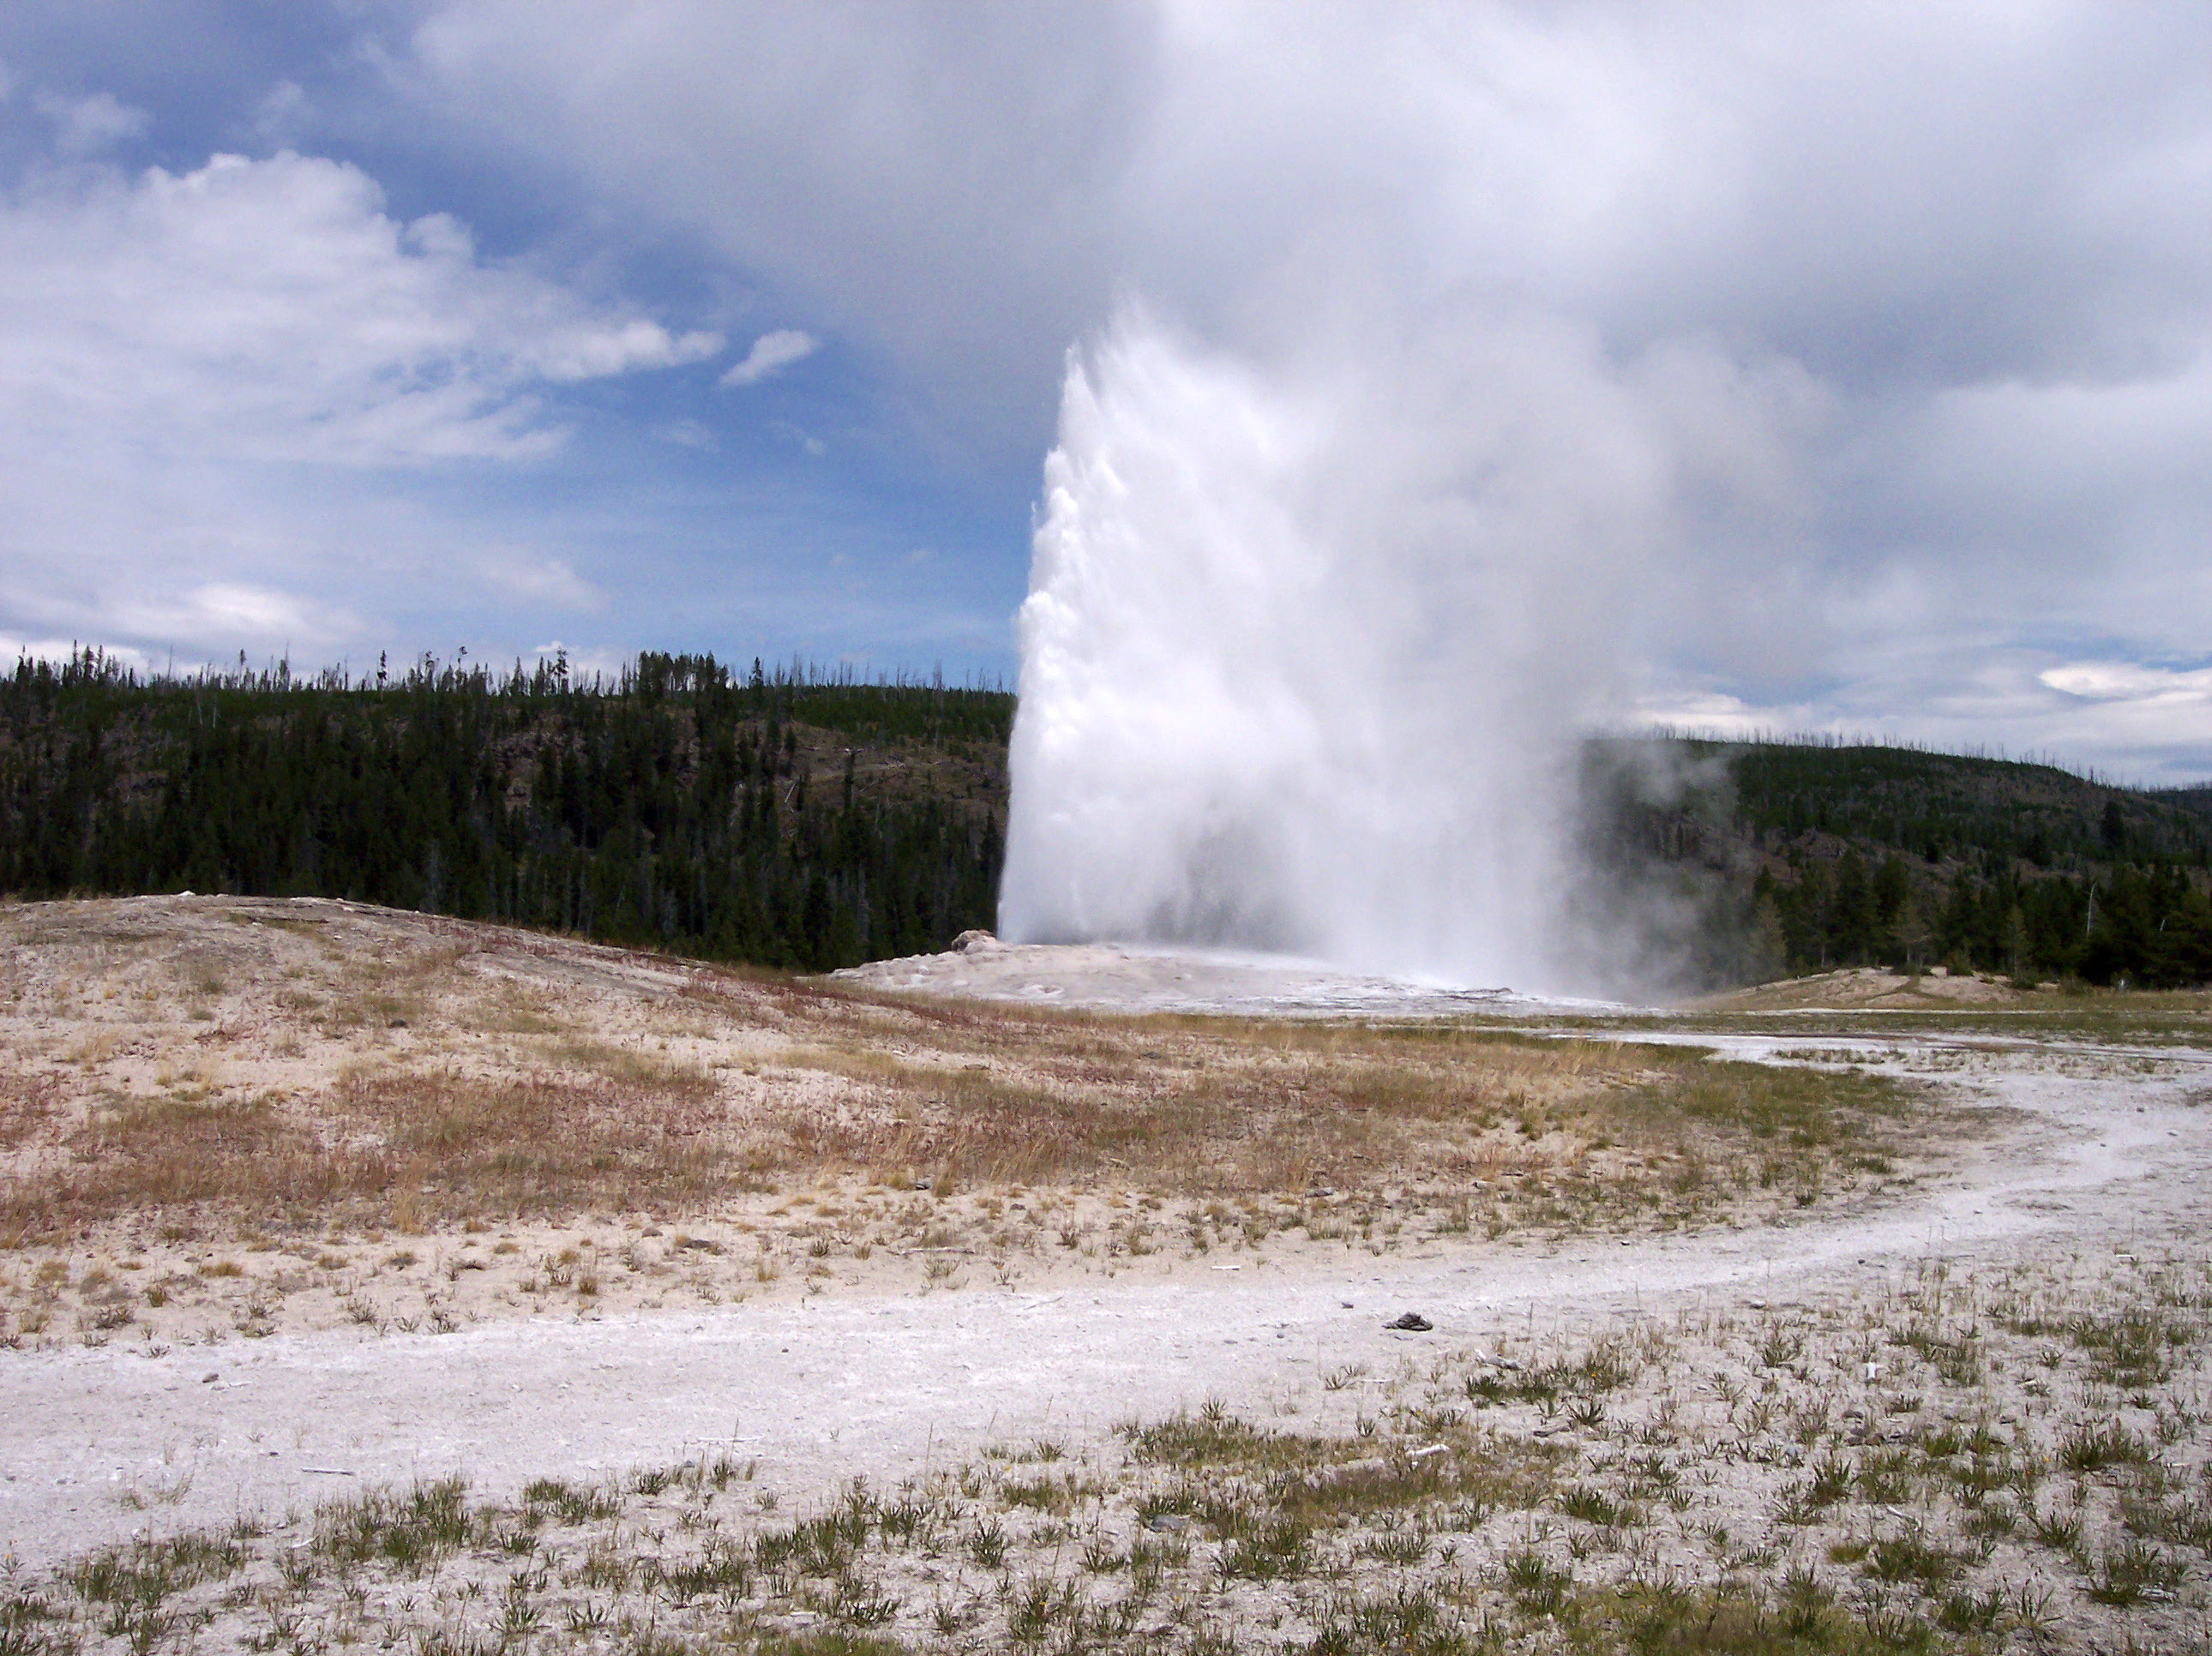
997 310 1678 991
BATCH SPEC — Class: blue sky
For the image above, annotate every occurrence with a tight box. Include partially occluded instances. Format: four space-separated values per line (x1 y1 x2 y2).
1 4 2208 778
0 1 1049 686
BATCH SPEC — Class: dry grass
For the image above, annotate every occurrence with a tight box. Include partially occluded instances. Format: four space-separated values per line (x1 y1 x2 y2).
1 1069 767 1237
0 1071 57 1150
0 897 1935 1346
766 1012 1911 1206
0 1000 1914 1239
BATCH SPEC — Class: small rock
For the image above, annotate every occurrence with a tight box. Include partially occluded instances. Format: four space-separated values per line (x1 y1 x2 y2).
1385 1312 1434 1332
1145 1514 1189 1533
201 1372 219 1384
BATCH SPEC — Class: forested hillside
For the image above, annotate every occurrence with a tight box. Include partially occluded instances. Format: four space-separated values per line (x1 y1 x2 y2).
0 649 1007 969
1595 738 2212 987
7 649 2210 986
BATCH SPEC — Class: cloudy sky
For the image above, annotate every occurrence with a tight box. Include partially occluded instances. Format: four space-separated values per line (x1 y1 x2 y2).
1 3 2206 777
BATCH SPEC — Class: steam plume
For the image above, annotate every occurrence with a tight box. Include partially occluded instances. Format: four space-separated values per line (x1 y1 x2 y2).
1000 307 1812 992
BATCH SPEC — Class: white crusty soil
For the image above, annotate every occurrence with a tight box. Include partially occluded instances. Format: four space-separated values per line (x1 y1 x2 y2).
5 937 2207 1569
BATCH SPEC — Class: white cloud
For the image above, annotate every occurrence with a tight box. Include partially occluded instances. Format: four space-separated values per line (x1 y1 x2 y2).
2023 663 2212 780
0 150 721 467
2041 662 2212 705
526 640 624 683
110 582 350 653
400 3 2212 783
406 7 2206 416
0 144 722 664
0 635 156 675
410 3 1148 449
0 8 2203 776
33 90 150 156
1614 655 2212 787
478 555 603 611
720 327 816 387
1627 691 1820 740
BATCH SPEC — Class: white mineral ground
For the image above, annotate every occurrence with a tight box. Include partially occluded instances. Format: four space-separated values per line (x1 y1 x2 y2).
4 930 2208 1567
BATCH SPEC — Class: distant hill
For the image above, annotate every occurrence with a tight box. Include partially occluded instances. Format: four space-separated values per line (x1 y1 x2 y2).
1587 738 2212 987
4 651 2206 985
0 650 1007 970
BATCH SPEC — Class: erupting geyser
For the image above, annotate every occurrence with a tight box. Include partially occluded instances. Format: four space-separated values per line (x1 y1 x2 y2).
999 315 1573 988
998 308 1809 993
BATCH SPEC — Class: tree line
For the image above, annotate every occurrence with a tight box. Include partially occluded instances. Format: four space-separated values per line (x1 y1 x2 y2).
11 650 2211 987
0 649 1008 970
1601 739 2212 987
1751 845 2212 987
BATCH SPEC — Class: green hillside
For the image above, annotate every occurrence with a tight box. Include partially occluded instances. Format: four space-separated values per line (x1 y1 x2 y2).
0 649 1007 970
1592 738 2212 987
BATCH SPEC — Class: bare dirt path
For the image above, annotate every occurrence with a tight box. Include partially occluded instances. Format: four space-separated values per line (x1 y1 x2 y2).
7 1023 2203 1568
